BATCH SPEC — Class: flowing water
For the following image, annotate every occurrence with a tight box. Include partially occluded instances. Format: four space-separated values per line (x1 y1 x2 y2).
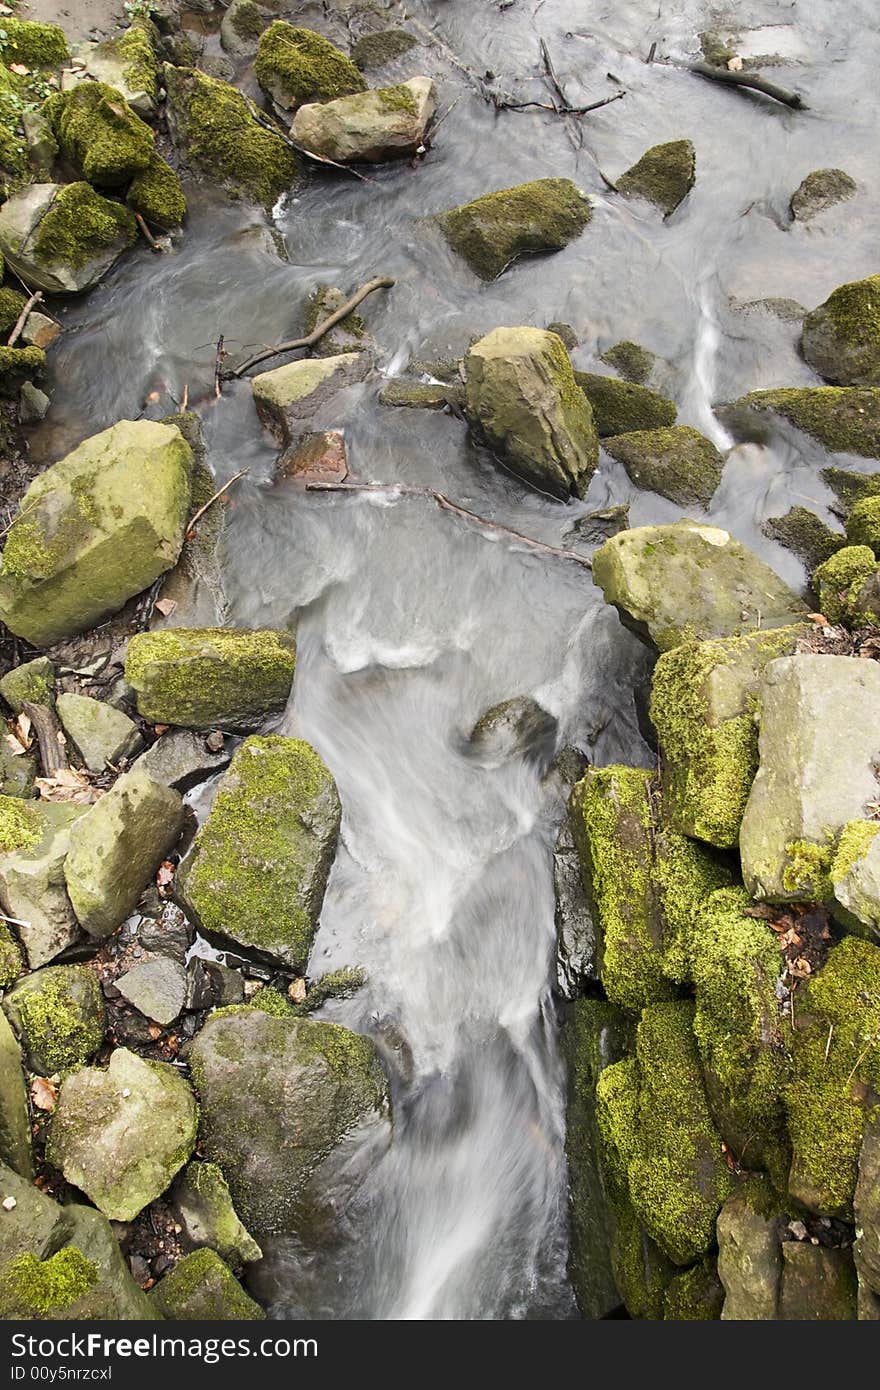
31 0 880 1319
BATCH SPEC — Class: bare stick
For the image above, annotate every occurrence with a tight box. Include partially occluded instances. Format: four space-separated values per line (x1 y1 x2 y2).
229 276 395 377
135 213 164 253
213 335 225 399
0 912 31 929
496 89 625 115
305 481 593 571
6 290 43 348
654 55 806 109
21 700 68 777
185 468 249 539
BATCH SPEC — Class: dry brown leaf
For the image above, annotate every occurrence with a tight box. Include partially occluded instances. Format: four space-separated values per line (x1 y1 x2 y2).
8 63 31 76
5 732 29 757
30 1076 57 1111
148 1025 163 1041
288 977 307 1003
153 598 177 617
156 860 175 889
153 724 170 736
35 768 101 804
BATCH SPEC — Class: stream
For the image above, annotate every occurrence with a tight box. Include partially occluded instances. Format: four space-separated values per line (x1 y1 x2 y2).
30 0 880 1320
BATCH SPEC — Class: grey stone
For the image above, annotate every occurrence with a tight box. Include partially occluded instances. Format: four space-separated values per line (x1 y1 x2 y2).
171 1161 262 1266
290 78 436 164
779 1242 858 1319
855 1118 880 1294
717 1184 783 1319
116 957 187 1026
0 183 136 296
0 801 85 968
790 168 857 222
0 1011 31 1178
554 816 598 996
56 693 142 773
0 747 36 799
0 1161 70 1266
467 696 557 768
62 1203 158 1319
801 275 880 388
140 727 231 792
251 352 371 445
19 383 50 425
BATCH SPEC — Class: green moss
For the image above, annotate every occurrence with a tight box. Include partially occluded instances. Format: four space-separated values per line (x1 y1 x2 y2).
814 544 877 624
0 922 22 988
114 19 160 105
574 373 677 438
735 387 880 458
254 23 366 111
763 506 846 569
0 794 41 853
352 29 419 71
290 966 367 1016
0 346 44 393
0 657 54 714
149 1247 264 1320
846 495 880 555
375 83 418 116
438 178 591 281
603 425 723 507
0 1248 98 1319
125 627 295 727
32 182 136 273
0 288 26 334
662 1257 724 1320
786 936 880 1216
250 985 294 1018
228 1 267 42
822 467 880 514
127 153 187 229
0 18 69 68
781 837 834 899
599 340 656 385
833 819 880 879
6 965 104 1074
45 83 154 188
653 827 732 984
803 275 880 385
616 139 695 216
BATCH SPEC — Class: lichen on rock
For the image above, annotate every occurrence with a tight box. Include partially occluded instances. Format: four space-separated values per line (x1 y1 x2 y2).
616 140 695 216
127 154 187 230
126 627 296 729
574 373 677 438
255 23 365 116
801 275 880 388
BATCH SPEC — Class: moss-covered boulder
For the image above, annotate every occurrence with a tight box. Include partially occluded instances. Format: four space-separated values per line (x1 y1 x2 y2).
652 821 732 984
437 178 591 281
790 168 856 222
740 655 880 902
126 627 296 730
188 1009 389 1237
150 1247 264 1319
46 1047 198 1222
255 23 366 116
0 799 85 968
68 18 161 119
171 1160 262 1268
0 419 192 648
127 154 187 230
801 275 880 388
599 340 656 385
846 495 880 556
763 506 845 570
45 83 153 189
616 139 695 216
251 351 370 444
813 545 878 625
352 28 419 71
574 373 677 439
0 1011 31 1178
719 387 880 458
57 693 142 773
0 182 136 295
0 656 55 715
220 0 281 59
178 735 340 970
3 965 104 1076
291 78 436 163
604 425 723 507
650 625 807 848
717 1179 785 1320
0 1247 99 1320
663 1258 724 1320
63 763 184 938
464 327 597 498
830 820 880 938
592 520 807 653
164 64 300 207
0 18 68 69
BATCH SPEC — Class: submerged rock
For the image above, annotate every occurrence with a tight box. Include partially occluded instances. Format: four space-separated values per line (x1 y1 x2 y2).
251 352 370 444
719 387 880 458
126 627 296 729
790 168 857 222
45 82 153 188
276 429 349 483
574 373 677 438
171 1161 262 1267
255 23 365 117
3 965 104 1076
150 1247 265 1320
467 695 557 768
604 425 723 507
564 504 630 547
178 735 340 971
801 275 880 388
0 800 85 968
437 178 591 281
352 28 419 71
762 506 845 570
291 78 436 163
591 520 807 652
56 693 142 773
0 1011 32 1178
616 140 695 216
464 326 597 498
599 340 656 385
0 183 136 295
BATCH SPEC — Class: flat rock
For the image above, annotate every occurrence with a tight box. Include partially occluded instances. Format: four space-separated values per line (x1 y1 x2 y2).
57 693 142 773
275 430 348 484
251 352 370 444
126 627 296 730
790 168 857 222
0 182 136 295
616 140 695 216
438 178 591 281
0 799 85 968
116 957 187 1025
717 1183 783 1320
779 1242 857 1319
171 1161 262 1266
290 78 436 163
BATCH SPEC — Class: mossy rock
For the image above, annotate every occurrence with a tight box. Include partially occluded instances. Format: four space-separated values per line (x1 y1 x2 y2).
822 467 880 515
599 340 656 385
831 819 880 939
652 822 732 984
220 0 282 59
3 965 104 1076
0 181 136 296
779 1241 858 1319
352 29 419 71
0 656 55 714
72 18 161 119
719 387 880 459
0 18 69 69
845 495 880 557
380 379 462 410
172 1160 262 1268
0 1247 99 1319
127 153 187 230
437 178 591 281
0 923 23 990
56 692 142 774
0 345 44 396
255 23 366 116
178 735 340 971
61 1202 157 1319
45 83 154 189
616 139 695 216
801 275 880 388
251 351 370 443
663 1258 724 1320
150 1247 265 1319
305 283 367 358
0 1010 31 1178
290 77 436 164
0 799 85 969
0 288 27 335
126 626 296 730
604 425 723 507
813 545 878 625
762 506 845 570
575 373 677 438
790 168 857 223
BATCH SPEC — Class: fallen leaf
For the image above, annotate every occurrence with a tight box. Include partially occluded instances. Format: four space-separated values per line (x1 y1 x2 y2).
146 390 161 404
727 55 744 71
156 860 174 889
153 597 177 617
288 978 307 1003
148 1025 163 1041
4 732 29 757
30 1076 57 1111
153 724 169 736
35 768 101 804
8 63 30 76
14 713 31 744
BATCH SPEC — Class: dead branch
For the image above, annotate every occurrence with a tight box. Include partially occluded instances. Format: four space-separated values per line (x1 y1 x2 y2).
304 481 593 571
229 276 395 378
540 36 570 109
495 89 625 115
654 55 806 109
6 290 43 348
22 699 68 777
135 213 164 253
185 468 249 539
240 90 374 183
213 335 226 399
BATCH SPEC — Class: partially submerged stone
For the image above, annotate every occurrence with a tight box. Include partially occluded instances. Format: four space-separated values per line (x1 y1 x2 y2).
352 28 419 70
56 693 142 773
813 545 878 625
0 182 136 295
0 657 55 714
831 820 880 938
255 23 366 116
0 799 85 968
599 340 656 385
172 1161 262 1267
116 957 187 1026
304 284 367 358
0 1011 31 1178
251 352 370 444
178 735 340 971
438 178 591 281
153 414 225 627
3 965 104 1075
720 387 880 458
740 655 880 901
762 506 845 569
790 168 857 222
564 504 630 547
46 1047 198 1222
616 140 695 216
0 419 192 648
290 78 436 163
801 275 880 387
574 373 677 438
822 467 880 515
464 326 597 498
127 154 187 230
126 627 296 729
63 763 184 938
379 380 462 410
150 1247 265 1319
604 425 723 507
591 520 807 652
717 1180 785 1320
467 695 557 768
45 82 154 188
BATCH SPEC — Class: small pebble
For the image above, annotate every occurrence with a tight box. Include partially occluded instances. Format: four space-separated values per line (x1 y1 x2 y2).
2 1196 17 1211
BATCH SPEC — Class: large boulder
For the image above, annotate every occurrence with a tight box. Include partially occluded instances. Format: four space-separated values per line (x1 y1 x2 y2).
63 763 184 938
604 426 724 508
3 965 104 1076
464 327 598 498
437 178 591 281
592 520 807 652
46 1047 198 1222
0 1011 31 1178
574 373 677 438
126 627 296 730
178 735 340 970
801 275 880 388
0 799 85 968
291 77 436 163
616 140 695 216
739 655 880 902
150 1247 264 1319
171 1161 262 1267
255 23 366 117
57 693 142 774
187 1008 389 1237
44 83 154 188
0 419 193 648
719 387 880 459
251 352 370 444
0 182 136 295
62 1202 157 1319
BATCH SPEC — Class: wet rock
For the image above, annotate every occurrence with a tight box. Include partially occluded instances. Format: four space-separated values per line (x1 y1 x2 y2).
0 923 22 988
255 22 366 118
62 1202 157 1319
652 821 733 986
153 414 225 625
599 340 656 385
220 0 281 58
650 625 808 848
592 520 807 653
574 373 677 438
251 352 371 444
22 110 59 182
178 735 340 971
0 419 192 648
0 800 85 968
467 695 557 768
163 65 300 207
379 380 463 410
564 505 629 548
56 693 142 774
717 1180 784 1320
604 425 723 507
352 28 418 70
0 182 136 295
304 284 368 358
554 817 597 997
0 1161 70 1266
0 1012 31 1178
855 1118 880 1295
275 430 349 484
20 310 61 351
790 168 857 222
735 296 807 323
116 957 187 1026
126 627 296 730
62 20 161 119
801 275 880 388
762 506 845 569
127 154 188 231
171 1161 262 1267
0 747 34 799
846 495 880 555
19 383 50 425
188 1009 389 1237
464 326 598 498
740 655 880 902
813 545 878 625
291 78 436 163
779 1242 857 1319
3 965 104 1075
150 1247 265 1319
45 82 153 187
63 763 184 938
438 178 591 281
137 904 193 965
719 387 880 458
616 140 695 216
0 657 55 714
139 727 232 793
46 1047 198 1222
830 821 880 938
823 467 880 516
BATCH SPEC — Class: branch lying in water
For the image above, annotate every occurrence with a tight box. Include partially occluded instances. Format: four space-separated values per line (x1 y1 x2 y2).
227 276 395 378
304 481 593 572
654 55 807 109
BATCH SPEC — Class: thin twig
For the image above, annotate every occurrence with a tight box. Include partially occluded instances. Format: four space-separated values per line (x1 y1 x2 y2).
185 469 249 538
241 91 374 183
653 54 806 109
304 481 593 570
0 498 37 540
135 213 164 253
213 335 226 399
0 912 31 929
845 1031 880 1088
229 276 395 377
540 36 569 109
6 290 43 348
824 1022 834 1063
181 383 188 411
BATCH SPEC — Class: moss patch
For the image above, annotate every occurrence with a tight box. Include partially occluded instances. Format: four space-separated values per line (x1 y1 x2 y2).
45 83 154 188
731 387 880 458
575 374 677 438
352 29 418 71
127 153 187 229
813 544 878 624
438 178 591 281
149 1247 264 1320
663 1258 724 1320
0 288 27 334
0 346 44 393
617 139 695 216
114 19 161 106
0 18 69 69
763 506 845 569
4 965 104 1074
0 795 42 853
0 1248 98 1319
255 23 366 112
599 340 656 385
652 825 732 983
845 495 880 556
125 627 295 729
604 424 723 507
32 182 136 273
